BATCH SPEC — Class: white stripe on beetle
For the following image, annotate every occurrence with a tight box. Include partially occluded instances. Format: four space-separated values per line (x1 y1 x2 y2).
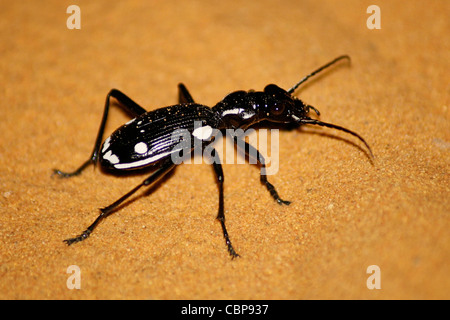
114 150 174 169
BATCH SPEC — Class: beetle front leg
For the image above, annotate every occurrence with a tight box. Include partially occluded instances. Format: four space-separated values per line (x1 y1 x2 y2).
234 136 291 205
53 89 148 178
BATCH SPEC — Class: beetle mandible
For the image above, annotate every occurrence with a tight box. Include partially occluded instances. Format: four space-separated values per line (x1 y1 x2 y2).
54 55 373 258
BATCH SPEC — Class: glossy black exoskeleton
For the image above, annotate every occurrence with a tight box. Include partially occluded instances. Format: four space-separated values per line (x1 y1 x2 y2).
54 55 372 258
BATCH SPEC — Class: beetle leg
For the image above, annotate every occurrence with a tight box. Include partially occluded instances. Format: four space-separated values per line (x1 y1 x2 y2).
53 89 148 177
234 136 291 205
63 159 176 245
207 148 240 258
178 83 195 104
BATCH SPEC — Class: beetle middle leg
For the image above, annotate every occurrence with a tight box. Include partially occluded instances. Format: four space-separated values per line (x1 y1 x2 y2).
64 158 176 245
178 84 240 257
206 147 240 258
53 89 148 178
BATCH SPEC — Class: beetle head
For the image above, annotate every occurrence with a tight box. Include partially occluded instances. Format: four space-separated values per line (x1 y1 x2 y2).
262 84 320 124
262 84 373 159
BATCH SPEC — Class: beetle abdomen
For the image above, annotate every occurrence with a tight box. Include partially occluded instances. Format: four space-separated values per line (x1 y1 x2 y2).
100 104 218 170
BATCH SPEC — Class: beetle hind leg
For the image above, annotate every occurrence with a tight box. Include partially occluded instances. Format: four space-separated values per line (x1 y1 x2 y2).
63 159 176 245
53 89 148 178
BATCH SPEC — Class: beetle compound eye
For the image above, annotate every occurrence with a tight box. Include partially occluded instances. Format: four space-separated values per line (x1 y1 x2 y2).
270 104 285 116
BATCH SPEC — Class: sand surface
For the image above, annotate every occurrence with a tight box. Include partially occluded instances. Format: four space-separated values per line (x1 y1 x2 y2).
0 0 448 299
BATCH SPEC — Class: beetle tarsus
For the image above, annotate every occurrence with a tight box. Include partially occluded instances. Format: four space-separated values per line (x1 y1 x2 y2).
63 229 91 245
52 158 94 178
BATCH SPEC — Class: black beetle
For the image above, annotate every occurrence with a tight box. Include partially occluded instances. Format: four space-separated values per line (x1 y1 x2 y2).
54 55 372 258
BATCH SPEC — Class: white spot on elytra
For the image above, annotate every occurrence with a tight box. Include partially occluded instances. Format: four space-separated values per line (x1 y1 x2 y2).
192 125 213 140
102 136 111 153
134 142 148 154
103 150 119 164
125 118 137 125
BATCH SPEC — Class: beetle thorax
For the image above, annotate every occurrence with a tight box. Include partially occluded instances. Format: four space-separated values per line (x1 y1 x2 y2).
213 90 275 129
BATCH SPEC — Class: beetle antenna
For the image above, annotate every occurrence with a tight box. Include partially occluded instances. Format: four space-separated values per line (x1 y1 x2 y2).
287 55 351 94
300 118 373 159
